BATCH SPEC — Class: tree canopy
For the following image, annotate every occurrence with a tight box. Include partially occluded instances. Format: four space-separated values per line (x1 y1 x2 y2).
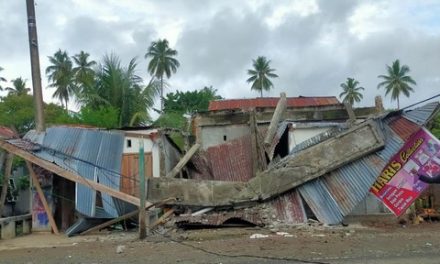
155 86 222 130
145 39 180 111
377 59 416 109
46 49 76 110
247 56 278 97
339 78 364 106
6 77 31 96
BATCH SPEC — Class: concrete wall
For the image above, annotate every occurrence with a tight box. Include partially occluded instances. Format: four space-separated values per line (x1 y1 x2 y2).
200 124 250 150
123 136 160 178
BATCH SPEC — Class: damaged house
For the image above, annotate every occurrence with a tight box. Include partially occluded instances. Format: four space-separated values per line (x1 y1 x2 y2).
0 94 439 235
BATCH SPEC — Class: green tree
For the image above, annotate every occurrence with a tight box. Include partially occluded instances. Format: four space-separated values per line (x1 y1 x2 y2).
339 78 364 106
163 86 222 114
157 86 222 130
431 113 440 139
247 56 278 97
72 51 96 95
94 54 159 127
0 94 77 134
46 49 76 111
6 77 31 96
377 59 416 109
0 66 6 91
78 105 119 128
0 94 35 133
145 39 180 112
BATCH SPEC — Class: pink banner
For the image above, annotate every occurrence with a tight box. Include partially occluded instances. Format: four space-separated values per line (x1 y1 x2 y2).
370 127 440 216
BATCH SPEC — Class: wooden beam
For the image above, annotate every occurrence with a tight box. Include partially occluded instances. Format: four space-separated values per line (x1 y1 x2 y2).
0 140 146 207
264 92 287 147
150 209 175 229
165 143 200 178
0 153 14 216
80 198 175 235
26 161 59 234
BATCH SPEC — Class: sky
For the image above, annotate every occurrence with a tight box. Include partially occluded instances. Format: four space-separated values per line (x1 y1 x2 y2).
1 0 440 112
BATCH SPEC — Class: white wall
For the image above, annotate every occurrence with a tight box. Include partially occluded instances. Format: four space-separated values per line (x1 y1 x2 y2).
123 136 160 178
200 124 250 149
288 127 330 153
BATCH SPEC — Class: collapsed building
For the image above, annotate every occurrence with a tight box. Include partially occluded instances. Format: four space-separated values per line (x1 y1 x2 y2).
0 95 439 235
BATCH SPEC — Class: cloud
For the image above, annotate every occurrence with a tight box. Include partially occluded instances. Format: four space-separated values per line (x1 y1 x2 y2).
1 0 439 109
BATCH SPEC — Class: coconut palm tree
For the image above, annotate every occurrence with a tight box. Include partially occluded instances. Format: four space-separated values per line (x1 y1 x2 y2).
339 78 365 106
145 39 180 112
94 54 160 127
72 51 96 94
377 59 416 109
246 56 278 97
0 66 7 91
6 77 31 95
46 49 76 111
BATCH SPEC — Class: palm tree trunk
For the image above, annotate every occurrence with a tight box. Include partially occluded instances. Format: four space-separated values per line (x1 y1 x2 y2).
397 96 400 110
65 98 68 112
160 75 164 113
260 90 263 98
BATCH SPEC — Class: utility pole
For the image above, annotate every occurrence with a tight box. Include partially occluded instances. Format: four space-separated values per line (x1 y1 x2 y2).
138 139 147 239
26 0 45 132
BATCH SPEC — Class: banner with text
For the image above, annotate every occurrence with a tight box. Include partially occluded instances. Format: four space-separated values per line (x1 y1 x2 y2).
370 127 440 216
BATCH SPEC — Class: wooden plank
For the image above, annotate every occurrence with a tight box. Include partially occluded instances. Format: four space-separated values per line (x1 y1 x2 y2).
165 143 200 178
264 92 287 147
150 209 175 229
0 140 147 208
80 198 175 235
0 153 14 216
26 161 59 234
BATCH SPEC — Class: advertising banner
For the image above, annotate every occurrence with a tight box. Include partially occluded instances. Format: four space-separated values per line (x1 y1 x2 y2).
370 128 440 216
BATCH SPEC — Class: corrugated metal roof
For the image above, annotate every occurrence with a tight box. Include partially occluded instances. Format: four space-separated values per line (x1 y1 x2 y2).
18 127 126 218
270 190 307 224
402 102 439 125
0 126 17 139
207 135 254 182
389 117 421 141
299 178 343 225
208 96 341 111
292 120 407 224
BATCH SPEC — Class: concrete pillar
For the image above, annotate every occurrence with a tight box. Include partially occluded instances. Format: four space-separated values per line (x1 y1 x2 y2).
1 221 16 239
22 219 31 234
375 96 385 113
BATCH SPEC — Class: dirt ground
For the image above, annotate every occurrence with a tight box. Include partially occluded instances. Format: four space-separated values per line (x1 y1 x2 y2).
2 222 440 264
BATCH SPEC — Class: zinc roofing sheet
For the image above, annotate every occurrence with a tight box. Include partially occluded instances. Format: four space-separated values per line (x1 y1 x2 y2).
270 190 307 224
22 127 125 218
208 96 340 111
207 135 253 182
402 102 439 125
293 119 406 224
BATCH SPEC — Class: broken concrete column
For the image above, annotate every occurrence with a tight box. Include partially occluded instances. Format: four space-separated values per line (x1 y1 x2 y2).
1 221 16 239
375 96 385 113
264 92 287 147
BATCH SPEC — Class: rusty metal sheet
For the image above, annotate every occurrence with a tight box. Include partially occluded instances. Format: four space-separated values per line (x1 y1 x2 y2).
208 97 341 111
207 135 253 182
389 117 420 141
0 126 17 139
270 190 307 224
